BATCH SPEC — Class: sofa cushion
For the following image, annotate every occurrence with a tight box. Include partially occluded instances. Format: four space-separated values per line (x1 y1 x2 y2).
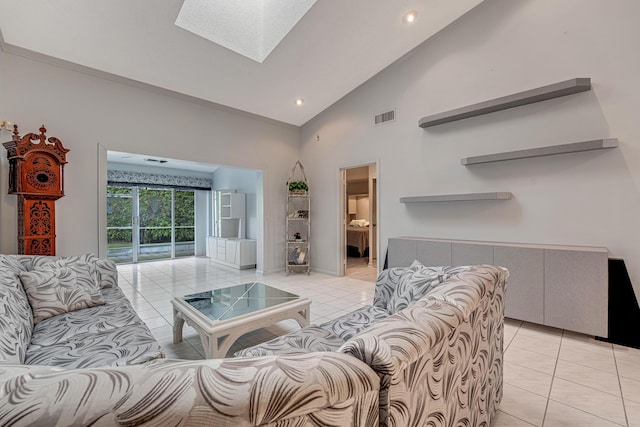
29 287 142 348
388 267 441 314
0 255 28 274
34 254 101 285
32 254 117 289
387 262 473 314
24 323 164 368
372 265 415 310
425 265 503 319
19 266 106 324
234 326 346 358
0 271 34 364
319 305 390 341
94 257 118 289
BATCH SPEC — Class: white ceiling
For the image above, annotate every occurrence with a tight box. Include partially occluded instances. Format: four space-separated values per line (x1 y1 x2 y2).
0 0 483 126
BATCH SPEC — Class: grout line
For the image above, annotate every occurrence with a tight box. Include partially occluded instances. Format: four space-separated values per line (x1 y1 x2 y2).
545 334 628 426
495 410 539 426
540 328 564 426
613 347 631 427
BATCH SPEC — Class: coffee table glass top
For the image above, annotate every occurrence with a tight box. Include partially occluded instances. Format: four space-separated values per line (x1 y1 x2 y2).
182 282 301 321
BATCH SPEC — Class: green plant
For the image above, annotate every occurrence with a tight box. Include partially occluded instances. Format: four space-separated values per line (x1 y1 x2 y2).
288 181 308 192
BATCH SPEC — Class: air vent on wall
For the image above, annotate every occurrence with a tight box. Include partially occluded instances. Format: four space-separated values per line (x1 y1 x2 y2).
145 158 168 164
374 109 395 126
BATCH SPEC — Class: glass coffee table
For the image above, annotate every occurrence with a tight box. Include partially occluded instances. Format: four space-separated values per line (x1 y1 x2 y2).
172 282 311 359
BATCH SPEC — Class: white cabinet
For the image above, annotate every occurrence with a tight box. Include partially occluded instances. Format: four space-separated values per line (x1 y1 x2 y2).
217 238 226 260
225 239 237 264
388 237 609 337
207 237 256 269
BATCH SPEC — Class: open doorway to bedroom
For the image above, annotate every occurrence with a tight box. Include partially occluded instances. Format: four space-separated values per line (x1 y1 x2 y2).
339 163 378 282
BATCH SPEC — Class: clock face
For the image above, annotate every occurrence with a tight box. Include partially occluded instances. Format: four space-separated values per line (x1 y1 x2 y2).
26 168 57 190
22 154 61 195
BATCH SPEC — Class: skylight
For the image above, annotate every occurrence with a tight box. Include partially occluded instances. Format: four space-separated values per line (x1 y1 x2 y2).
175 0 318 63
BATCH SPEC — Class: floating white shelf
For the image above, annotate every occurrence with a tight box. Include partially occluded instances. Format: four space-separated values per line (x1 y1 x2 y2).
418 78 591 128
400 192 512 203
461 138 618 166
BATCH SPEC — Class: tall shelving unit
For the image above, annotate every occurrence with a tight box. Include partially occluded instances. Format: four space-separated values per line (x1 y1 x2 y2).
286 161 310 275
218 191 245 238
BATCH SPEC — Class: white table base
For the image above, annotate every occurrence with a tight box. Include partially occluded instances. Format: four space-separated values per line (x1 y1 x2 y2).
172 296 311 359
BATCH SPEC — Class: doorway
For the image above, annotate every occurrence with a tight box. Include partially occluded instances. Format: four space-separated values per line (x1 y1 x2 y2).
339 163 378 281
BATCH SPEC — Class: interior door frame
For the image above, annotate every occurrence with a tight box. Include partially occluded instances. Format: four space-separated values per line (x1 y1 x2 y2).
338 159 380 277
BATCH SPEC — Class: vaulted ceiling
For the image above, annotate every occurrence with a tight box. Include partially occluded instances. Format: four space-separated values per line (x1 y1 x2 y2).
0 0 483 126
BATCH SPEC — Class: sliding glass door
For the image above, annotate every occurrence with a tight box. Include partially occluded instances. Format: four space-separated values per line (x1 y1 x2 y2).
106 187 134 263
107 186 196 263
138 188 173 261
174 190 195 258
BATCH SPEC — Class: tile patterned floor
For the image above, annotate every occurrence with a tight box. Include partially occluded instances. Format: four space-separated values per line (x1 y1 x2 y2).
346 255 378 282
117 257 640 427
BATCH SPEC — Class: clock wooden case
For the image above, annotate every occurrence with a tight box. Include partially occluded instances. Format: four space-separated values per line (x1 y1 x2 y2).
3 125 69 255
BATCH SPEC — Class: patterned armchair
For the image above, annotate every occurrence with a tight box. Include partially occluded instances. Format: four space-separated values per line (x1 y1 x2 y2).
340 265 508 427
236 263 508 427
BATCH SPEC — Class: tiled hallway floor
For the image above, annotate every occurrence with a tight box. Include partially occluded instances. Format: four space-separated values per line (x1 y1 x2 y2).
117 257 640 427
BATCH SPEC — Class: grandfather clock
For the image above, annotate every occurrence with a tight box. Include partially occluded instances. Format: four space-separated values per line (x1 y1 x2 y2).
3 125 69 255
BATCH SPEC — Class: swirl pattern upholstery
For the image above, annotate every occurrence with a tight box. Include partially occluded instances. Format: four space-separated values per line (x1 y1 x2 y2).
0 256 33 364
0 353 380 426
0 255 381 426
340 265 508 427
235 262 472 359
0 254 163 368
234 262 507 427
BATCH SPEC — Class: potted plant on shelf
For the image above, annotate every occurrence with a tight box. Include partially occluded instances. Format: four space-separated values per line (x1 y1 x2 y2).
288 180 308 196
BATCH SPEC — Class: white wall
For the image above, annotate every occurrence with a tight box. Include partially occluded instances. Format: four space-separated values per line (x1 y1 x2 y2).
356 197 369 221
0 49 300 273
213 167 260 240
301 0 640 297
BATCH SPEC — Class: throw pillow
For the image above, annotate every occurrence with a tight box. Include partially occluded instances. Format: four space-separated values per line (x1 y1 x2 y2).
37 256 101 290
19 266 106 324
0 270 34 363
388 262 443 314
0 254 28 275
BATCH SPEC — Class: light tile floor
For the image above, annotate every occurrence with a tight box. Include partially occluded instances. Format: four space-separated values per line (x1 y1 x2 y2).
117 257 640 427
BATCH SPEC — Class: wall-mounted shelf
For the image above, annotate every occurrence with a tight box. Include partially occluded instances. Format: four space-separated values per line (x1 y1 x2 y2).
461 138 618 166
400 192 512 203
418 78 591 128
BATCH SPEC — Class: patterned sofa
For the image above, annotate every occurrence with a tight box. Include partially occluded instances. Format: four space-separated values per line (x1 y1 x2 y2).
0 253 163 367
236 262 509 427
0 254 380 426
0 353 380 426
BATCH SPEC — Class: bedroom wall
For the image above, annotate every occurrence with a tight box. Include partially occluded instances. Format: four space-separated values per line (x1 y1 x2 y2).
0 49 300 273
300 0 640 297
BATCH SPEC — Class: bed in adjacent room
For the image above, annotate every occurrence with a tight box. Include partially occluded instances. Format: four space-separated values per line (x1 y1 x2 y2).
346 220 370 257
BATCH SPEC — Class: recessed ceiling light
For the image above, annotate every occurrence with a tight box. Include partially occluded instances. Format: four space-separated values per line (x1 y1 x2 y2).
403 10 418 24
295 98 304 106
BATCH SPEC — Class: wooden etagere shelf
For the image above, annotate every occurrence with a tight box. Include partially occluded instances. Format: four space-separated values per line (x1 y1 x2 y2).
461 138 618 166
418 78 591 128
286 161 310 275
